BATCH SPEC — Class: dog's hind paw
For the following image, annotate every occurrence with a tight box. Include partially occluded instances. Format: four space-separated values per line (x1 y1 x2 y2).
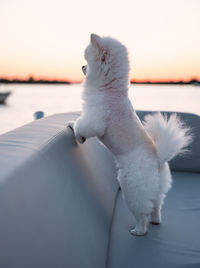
130 228 147 236
150 210 161 225
150 221 160 225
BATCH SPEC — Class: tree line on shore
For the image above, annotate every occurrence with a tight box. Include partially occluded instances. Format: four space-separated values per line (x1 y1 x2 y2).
0 77 199 85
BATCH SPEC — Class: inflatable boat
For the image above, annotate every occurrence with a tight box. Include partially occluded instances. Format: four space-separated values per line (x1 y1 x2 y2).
0 91 11 104
0 111 199 268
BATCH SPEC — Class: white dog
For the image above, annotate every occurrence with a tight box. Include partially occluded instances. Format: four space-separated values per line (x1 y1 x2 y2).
68 34 192 235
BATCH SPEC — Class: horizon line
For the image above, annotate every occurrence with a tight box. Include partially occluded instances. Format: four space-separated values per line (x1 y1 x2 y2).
0 76 200 84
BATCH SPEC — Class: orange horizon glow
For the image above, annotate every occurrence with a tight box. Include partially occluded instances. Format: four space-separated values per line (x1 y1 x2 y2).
1 58 200 83
0 74 82 84
1 74 200 84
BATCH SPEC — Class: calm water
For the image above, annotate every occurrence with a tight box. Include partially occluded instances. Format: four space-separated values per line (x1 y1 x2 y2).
0 84 199 135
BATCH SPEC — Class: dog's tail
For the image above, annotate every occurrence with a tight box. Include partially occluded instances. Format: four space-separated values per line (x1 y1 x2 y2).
143 112 192 164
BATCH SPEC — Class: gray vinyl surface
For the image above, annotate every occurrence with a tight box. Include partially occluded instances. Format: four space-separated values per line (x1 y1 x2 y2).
0 113 118 268
108 172 200 268
0 111 199 268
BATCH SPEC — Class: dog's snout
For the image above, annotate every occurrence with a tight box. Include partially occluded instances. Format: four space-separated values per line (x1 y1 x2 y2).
82 65 87 75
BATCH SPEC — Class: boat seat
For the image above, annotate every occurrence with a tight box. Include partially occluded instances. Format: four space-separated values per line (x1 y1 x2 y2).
0 111 199 268
108 171 200 268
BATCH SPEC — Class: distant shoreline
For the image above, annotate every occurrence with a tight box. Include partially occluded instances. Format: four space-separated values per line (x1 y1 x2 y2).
0 78 72 85
130 79 200 85
0 77 199 85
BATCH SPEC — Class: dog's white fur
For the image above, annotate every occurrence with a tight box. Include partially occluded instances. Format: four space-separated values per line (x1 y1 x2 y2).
68 34 192 235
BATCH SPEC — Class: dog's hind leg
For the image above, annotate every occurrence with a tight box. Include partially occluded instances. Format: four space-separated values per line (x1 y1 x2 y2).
130 214 148 236
150 194 165 225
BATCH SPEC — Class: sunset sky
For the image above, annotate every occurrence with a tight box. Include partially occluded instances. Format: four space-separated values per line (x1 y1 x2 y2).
0 0 200 82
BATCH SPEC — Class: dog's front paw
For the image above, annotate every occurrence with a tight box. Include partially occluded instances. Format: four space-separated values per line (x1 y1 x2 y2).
76 135 86 144
67 121 86 144
68 121 75 132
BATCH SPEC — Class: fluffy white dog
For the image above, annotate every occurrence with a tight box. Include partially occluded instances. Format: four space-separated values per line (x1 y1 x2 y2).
68 34 192 235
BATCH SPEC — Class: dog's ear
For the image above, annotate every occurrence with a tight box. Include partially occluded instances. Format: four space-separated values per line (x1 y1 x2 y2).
101 49 108 63
91 34 108 63
90 33 101 49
